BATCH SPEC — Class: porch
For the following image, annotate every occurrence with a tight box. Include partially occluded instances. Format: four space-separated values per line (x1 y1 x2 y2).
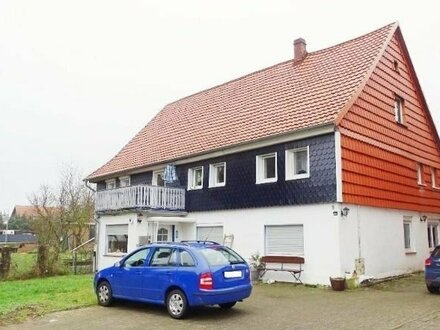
95 185 186 213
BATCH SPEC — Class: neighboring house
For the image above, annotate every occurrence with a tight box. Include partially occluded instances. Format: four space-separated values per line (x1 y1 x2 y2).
86 23 440 285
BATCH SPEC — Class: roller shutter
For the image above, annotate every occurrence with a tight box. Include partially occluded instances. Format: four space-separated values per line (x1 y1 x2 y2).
196 226 224 244
265 225 304 256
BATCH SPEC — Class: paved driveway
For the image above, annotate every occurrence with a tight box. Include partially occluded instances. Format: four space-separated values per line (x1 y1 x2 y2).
5 274 440 330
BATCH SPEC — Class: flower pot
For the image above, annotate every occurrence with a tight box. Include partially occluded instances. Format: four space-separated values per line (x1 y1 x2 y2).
329 277 346 291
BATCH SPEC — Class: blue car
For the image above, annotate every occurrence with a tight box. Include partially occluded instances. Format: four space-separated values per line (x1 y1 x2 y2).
94 241 252 318
425 246 440 293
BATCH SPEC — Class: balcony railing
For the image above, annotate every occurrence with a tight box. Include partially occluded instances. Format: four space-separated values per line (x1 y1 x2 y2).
96 185 186 212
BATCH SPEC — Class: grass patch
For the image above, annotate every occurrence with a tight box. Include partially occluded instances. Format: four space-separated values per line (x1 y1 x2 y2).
7 252 37 279
0 275 95 325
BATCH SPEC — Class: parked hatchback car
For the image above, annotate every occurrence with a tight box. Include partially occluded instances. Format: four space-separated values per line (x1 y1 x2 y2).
425 245 440 293
94 241 252 318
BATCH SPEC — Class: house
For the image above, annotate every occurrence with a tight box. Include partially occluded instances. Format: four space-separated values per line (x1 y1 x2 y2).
86 22 440 285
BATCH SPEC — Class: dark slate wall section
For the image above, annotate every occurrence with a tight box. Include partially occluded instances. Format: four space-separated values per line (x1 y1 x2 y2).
177 133 336 212
95 133 337 210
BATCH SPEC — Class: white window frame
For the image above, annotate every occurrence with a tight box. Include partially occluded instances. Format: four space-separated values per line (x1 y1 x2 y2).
285 146 310 180
431 168 439 189
209 162 226 188
119 176 130 188
105 179 116 190
106 224 128 255
403 217 415 253
394 95 404 124
152 170 165 186
428 221 439 251
256 152 278 184
188 166 204 190
417 163 425 186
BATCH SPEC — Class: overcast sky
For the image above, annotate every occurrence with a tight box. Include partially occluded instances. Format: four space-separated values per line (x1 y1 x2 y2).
1 0 439 215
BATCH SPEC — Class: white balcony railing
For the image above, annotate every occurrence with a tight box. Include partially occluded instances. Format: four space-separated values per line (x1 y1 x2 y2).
96 185 186 212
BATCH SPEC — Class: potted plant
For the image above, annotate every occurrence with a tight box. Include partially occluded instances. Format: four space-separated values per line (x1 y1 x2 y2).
249 253 265 282
329 276 346 291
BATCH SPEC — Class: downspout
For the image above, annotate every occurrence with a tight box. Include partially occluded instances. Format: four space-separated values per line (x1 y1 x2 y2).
85 180 98 271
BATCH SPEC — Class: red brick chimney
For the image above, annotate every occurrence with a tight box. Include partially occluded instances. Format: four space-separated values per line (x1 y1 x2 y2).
294 38 307 62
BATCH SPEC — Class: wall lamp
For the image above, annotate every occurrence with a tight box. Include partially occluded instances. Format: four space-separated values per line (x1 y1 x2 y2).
341 207 350 217
137 213 143 224
420 215 427 222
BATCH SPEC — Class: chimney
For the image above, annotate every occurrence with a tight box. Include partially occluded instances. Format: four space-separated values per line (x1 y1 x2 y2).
294 38 307 62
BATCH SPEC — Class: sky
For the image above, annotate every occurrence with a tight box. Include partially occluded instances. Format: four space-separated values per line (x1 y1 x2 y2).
1 0 439 216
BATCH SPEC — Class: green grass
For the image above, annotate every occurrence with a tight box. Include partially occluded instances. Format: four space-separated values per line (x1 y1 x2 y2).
0 275 96 325
7 252 37 279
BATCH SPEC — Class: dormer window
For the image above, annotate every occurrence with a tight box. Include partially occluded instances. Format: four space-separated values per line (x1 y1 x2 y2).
394 95 405 124
105 179 116 190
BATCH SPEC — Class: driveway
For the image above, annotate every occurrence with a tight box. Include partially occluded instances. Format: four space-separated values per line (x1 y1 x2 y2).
5 274 440 330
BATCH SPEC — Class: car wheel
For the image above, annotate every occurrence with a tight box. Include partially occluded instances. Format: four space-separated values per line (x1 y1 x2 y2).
427 284 439 294
97 281 113 306
166 289 188 319
219 302 236 310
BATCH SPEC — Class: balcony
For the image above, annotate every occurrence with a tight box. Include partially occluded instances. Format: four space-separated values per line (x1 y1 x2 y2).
96 185 186 213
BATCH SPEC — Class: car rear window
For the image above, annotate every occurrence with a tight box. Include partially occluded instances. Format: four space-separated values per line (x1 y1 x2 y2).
432 247 440 258
199 246 245 266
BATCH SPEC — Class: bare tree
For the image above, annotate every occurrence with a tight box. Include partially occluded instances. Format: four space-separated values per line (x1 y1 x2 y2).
30 166 94 276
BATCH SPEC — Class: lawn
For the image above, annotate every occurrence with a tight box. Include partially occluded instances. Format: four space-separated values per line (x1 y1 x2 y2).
7 252 37 279
0 275 96 326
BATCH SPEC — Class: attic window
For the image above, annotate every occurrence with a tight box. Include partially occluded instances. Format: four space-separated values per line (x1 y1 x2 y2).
394 95 405 124
393 60 400 74
417 163 425 186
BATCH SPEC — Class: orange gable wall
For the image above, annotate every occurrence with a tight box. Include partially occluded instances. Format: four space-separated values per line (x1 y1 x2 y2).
339 33 440 213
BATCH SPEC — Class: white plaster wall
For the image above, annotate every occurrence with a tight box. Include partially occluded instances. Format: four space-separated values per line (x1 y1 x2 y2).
191 203 341 285
339 204 434 280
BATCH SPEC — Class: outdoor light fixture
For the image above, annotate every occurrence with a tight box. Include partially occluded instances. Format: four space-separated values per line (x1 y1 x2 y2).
420 215 427 222
341 207 350 217
137 213 143 223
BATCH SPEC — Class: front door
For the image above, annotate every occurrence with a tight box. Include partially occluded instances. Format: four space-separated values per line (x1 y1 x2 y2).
157 225 173 242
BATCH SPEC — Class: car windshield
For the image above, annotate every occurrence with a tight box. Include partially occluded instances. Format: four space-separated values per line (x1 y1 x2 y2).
199 246 245 266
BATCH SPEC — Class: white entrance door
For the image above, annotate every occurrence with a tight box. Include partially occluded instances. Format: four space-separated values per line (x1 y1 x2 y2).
157 225 173 242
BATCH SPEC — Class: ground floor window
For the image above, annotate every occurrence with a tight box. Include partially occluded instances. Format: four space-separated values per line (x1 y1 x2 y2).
428 222 439 250
106 224 128 254
403 217 414 252
265 225 304 256
196 226 224 244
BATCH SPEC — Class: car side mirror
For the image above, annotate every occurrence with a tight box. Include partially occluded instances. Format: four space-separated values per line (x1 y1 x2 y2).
114 261 121 268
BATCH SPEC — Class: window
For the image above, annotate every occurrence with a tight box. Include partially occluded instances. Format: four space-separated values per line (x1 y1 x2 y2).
88 224 96 240
197 226 224 244
286 147 310 180
188 166 203 190
393 59 400 74
394 95 404 124
105 179 116 190
256 153 277 184
179 250 195 267
428 222 439 250
157 227 169 242
265 225 304 256
106 225 128 254
199 246 245 266
209 162 226 187
432 168 439 189
150 247 177 266
152 170 165 186
417 163 425 185
124 248 150 267
119 176 130 188
403 217 415 252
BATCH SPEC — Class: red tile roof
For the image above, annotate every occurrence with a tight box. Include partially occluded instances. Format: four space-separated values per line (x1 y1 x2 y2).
87 23 398 181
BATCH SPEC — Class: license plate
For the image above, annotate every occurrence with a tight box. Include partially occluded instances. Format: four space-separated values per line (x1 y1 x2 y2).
224 270 242 278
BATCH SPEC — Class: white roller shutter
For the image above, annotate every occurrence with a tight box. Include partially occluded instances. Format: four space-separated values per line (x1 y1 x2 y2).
106 224 128 235
265 225 304 256
197 226 224 244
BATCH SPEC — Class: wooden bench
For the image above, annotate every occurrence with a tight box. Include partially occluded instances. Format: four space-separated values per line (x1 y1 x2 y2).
259 256 305 284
